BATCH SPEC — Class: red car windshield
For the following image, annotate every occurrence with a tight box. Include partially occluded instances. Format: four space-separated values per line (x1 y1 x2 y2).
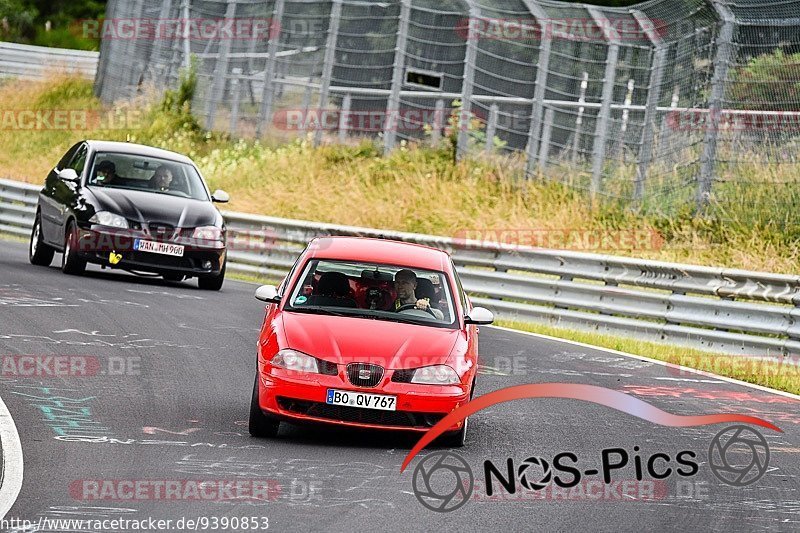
284 259 458 328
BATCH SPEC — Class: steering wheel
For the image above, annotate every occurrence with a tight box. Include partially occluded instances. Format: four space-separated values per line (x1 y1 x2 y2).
396 302 437 318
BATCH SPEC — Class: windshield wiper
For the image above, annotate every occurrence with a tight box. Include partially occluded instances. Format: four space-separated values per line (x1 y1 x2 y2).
287 306 352 317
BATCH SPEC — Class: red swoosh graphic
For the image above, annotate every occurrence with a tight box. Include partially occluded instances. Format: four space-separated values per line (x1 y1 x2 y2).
400 383 781 472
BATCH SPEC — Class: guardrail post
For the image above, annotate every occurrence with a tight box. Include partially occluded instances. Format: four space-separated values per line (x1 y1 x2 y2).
384 0 412 155
485 103 499 153
522 0 552 178
631 9 666 205
338 93 352 143
314 0 343 146
255 0 285 138
204 0 236 130
456 5 480 161
229 67 242 135
538 107 554 171
697 0 735 210
588 7 621 200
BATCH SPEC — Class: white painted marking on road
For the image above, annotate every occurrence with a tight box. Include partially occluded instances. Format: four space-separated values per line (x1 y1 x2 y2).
488 325 800 401
654 377 724 383
0 393 23 519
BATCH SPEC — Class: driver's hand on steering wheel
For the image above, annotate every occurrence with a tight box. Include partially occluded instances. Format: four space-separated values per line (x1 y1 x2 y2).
415 298 431 310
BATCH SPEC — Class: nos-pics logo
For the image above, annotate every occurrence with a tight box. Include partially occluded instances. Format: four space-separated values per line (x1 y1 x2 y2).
411 425 770 512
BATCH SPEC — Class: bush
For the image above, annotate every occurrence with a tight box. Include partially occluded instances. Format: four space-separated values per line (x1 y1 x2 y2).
728 49 800 111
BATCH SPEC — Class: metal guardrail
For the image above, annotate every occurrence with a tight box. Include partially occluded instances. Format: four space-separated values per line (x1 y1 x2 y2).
2 177 798 357
0 42 98 80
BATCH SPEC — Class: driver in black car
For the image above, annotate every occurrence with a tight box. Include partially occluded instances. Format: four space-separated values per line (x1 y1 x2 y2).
150 165 174 192
392 269 444 320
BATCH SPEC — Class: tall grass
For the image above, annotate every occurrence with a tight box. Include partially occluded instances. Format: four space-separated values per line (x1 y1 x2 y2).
0 75 797 273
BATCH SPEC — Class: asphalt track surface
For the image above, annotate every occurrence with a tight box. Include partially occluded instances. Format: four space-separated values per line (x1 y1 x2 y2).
0 238 798 532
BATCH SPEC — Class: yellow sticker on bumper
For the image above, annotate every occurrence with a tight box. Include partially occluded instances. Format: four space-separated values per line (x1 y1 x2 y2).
109 252 122 265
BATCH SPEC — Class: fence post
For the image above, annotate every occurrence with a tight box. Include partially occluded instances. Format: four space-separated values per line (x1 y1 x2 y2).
485 103 499 153
631 9 666 205
587 7 621 200
229 68 242 135
697 0 735 210
181 0 191 69
299 79 314 136
456 5 480 161
384 0 412 155
204 0 236 130
255 0 285 138
432 98 445 145
522 0 552 177
571 71 588 165
338 93 352 143
148 0 173 80
315 0 343 146
539 107 554 170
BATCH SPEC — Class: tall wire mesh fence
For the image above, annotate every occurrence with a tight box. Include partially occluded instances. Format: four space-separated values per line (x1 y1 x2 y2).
93 0 800 215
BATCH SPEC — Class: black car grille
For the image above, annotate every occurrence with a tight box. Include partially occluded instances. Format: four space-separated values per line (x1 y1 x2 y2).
148 222 176 239
391 369 415 383
346 363 384 388
277 397 445 428
317 359 338 376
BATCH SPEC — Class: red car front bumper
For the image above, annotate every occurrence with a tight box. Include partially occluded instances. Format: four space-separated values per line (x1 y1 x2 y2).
257 366 469 433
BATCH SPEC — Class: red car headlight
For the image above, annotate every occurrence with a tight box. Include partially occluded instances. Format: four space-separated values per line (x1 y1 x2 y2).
410 365 460 385
271 349 319 374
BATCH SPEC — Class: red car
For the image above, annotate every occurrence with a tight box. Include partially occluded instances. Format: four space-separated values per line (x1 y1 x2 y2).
249 237 494 446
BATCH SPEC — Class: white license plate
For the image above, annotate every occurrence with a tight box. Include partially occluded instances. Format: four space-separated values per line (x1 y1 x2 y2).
326 389 396 411
134 239 184 257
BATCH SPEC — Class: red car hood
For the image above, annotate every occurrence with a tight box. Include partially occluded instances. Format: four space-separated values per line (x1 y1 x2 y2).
281 312 460 369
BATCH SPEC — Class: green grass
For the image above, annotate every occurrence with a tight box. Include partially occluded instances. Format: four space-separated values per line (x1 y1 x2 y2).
2 76 797 273
496 319 800 396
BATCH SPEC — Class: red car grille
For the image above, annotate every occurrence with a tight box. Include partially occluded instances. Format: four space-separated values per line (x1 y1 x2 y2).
277 397 444 428
346 363 384 388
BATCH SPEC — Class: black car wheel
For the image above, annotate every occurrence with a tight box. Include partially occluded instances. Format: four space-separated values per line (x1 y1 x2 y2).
61 221 86 275
249 375 280 438
198 262 225 291
437 377 475 448
29 212 55 266
439 416 468 448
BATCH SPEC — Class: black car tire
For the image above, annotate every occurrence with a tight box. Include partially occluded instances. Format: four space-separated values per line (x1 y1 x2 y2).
437 377 475 448
29 212 55 266
439 416 468 448
249 375 280 438
198 262 225 291
61 221 86 275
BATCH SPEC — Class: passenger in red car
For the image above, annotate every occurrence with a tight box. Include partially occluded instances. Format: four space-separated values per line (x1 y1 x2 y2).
392 269 444 320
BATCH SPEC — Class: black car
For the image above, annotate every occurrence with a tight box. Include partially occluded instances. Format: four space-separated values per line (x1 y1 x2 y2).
29 140 230 290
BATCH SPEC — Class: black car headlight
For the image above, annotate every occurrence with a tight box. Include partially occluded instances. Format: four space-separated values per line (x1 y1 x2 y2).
89 211 128 229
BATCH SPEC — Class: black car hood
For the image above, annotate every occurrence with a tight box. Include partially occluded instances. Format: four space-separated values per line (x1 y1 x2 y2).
88 187 220 228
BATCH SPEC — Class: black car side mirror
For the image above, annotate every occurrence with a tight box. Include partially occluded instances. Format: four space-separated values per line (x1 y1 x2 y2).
57 168 80 183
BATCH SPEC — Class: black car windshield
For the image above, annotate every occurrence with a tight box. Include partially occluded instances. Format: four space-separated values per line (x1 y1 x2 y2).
285 260 458 329
88 152 209 201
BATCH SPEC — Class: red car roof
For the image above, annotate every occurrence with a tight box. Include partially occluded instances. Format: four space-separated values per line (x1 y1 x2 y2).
306 237 453 273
